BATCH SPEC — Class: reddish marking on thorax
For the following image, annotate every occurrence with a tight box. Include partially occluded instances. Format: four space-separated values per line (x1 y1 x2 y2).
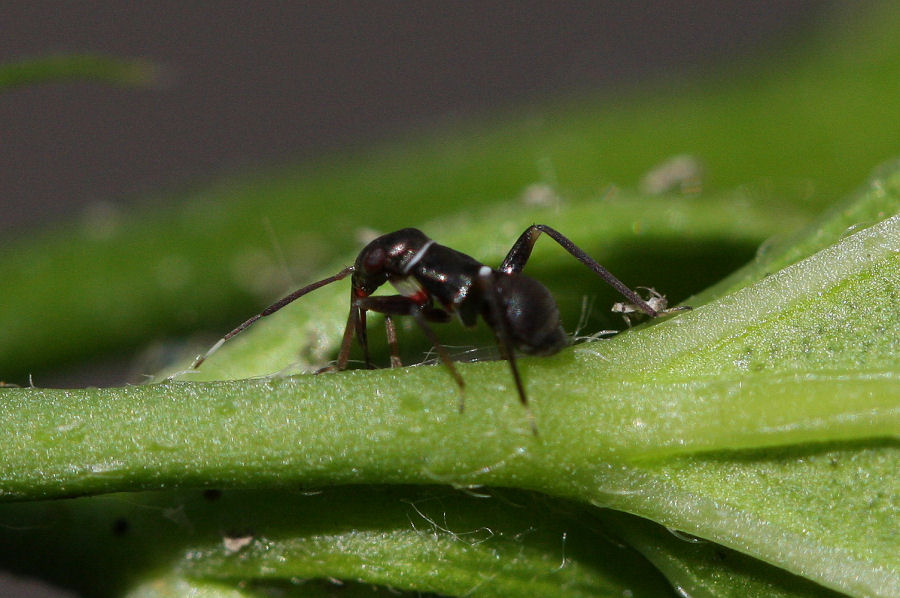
408 290 429 305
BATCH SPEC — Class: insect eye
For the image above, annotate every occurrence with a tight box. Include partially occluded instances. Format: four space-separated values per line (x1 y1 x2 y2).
363 247 386 273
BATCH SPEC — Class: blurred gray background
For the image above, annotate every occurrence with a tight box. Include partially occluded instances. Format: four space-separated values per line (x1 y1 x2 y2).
3 2 838 234
0 2 842 596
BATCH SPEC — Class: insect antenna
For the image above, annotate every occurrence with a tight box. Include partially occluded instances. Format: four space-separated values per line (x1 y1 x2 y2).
191 266 355 369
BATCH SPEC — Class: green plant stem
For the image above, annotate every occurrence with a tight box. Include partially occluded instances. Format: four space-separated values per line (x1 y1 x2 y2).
2 199 899 596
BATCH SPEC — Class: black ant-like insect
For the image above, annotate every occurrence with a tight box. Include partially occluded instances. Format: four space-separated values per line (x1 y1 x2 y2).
192 225 682 431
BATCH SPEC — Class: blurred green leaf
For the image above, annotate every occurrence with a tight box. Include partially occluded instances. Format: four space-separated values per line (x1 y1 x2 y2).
0 488 673 597
6 3 900 380
0 54 159 89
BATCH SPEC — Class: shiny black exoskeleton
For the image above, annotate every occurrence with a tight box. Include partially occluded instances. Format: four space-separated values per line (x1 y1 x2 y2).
352 228 569 356
193 225 669 431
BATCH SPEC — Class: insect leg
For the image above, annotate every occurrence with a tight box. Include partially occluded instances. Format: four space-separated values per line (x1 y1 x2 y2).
192 266 355 368
356 306 373 368
477 268 538 435
358 295 466 409
411 310 466 411
384 316 403 368
316 301 360 374
499 225 659 317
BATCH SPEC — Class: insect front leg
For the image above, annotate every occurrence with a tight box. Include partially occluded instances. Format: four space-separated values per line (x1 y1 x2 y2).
356 305 373 368
499 224 659 318
317 298 359 374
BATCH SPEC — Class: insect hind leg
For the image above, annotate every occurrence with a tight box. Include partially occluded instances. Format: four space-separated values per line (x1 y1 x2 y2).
499 224 659 318
477 267 538 435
